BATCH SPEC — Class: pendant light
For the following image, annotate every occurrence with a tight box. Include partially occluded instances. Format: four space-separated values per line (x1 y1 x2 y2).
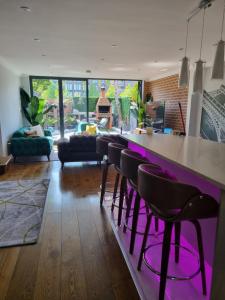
212 0 225 79
179 20 190 88
193 8 206 93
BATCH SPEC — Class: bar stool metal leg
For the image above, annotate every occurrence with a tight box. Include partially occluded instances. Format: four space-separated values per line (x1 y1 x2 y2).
118 176 126 226
175 222 181 263
111 173 120 212
129 192 141 254
138 213 153 270
159 222 173 300
100 159 109 207
123 188 134 233
192 220 207 296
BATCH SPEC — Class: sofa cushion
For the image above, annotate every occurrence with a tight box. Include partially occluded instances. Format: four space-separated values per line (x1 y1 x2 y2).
69 135 97 152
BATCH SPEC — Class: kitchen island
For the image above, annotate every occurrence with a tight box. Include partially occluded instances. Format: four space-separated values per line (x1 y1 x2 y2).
105 133 225 300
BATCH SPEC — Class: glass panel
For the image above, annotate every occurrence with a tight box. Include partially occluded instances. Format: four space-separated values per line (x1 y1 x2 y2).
88 79 139 133
32 79 60 141
62 80 87 138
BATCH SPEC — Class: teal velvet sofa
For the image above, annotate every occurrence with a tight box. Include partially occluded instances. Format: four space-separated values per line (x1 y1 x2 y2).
10 127 53 162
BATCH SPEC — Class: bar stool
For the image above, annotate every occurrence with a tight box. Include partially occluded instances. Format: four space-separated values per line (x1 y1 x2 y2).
137 164 219 300
108 142 127 213
96 136 120 206
119 149 162 254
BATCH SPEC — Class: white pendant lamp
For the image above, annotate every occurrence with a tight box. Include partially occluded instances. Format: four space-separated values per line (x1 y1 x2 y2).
193 8 206 93
212 0 225 79
179 21 190 88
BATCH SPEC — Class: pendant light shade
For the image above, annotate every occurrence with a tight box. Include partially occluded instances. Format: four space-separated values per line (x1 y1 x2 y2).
179 21 190 88
212 0 225 80
212 40 225 79
193 8 206 94
179 56 190 87
193 60 204 93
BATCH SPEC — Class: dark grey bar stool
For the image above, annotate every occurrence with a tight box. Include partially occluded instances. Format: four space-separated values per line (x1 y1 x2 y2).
96 136 120 206
137 164 219 300
119 149 162 254
108 142 127 212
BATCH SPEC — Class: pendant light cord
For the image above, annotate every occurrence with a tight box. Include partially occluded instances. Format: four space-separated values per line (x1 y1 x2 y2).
220 0 225 40
184 20 189 57
199 8 206 59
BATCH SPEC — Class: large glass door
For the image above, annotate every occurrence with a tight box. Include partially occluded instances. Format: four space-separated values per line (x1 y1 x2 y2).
31 78 60 140
62 79 87 138
31 76 142 139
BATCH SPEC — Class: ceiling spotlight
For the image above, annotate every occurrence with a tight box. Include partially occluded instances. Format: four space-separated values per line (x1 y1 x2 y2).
20 6 31 12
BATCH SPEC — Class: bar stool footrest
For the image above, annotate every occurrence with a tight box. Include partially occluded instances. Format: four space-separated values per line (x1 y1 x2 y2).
143 242 200 281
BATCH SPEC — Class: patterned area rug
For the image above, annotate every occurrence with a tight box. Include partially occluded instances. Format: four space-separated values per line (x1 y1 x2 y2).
0 179 49 247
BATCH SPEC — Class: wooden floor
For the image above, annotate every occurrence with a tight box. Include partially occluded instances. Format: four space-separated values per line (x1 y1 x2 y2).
0 161 139 300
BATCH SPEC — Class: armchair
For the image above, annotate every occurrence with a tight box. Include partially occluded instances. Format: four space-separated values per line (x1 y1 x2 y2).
10 127 53 162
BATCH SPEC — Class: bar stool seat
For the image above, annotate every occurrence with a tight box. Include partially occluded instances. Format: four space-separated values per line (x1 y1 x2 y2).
137 163 219 300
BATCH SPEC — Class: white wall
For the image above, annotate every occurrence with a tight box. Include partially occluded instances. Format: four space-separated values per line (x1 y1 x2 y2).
0 63 23 155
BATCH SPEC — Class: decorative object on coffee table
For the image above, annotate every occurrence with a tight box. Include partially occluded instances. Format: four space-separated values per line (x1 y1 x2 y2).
0 179 49 247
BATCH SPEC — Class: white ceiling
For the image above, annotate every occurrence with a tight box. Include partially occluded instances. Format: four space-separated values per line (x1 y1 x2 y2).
0 0 223 80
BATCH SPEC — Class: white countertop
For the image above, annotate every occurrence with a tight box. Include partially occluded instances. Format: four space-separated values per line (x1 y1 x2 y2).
122 134 225 189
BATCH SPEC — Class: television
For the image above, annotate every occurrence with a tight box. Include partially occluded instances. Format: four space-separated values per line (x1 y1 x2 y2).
145 101 165 130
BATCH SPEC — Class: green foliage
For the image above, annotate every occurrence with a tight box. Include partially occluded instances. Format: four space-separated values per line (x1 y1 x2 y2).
88 97 98 112
64 113 77 126
43 116 58 127
33 79 58 100
119 83 139 102
20 88 32 124
130 83 139 102
106 84 115 98
120 97 130 124
32 79 51 96
89 82 99 98
20 88 56 126
119 84 132 98
137 92 146 126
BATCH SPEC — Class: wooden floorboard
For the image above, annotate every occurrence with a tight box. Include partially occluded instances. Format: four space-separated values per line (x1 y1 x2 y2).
0 161 139 300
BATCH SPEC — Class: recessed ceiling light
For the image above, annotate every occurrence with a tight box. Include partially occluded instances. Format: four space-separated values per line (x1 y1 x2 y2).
20 6 31 12
33 38 40 42
86 70 92 73
41 54 47 57
112 44 118 47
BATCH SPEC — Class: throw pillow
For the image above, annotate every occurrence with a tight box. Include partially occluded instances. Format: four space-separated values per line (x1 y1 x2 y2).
86 125 97 135
24 129 38 137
